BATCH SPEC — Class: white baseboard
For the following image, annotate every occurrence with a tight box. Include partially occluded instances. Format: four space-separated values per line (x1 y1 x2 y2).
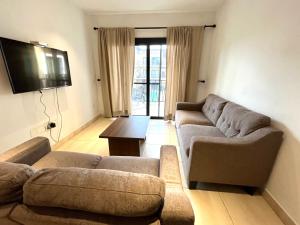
53 114 101 150
263 189 298 225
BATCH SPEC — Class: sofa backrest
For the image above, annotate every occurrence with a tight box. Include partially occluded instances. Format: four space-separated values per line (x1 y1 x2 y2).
216 102 271 137
202 94 228 125
23 167 165 217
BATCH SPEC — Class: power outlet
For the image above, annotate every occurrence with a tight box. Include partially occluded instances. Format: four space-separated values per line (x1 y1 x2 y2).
47 122 56 129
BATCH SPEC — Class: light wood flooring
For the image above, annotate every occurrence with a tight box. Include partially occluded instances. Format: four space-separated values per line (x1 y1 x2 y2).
55 118 284 225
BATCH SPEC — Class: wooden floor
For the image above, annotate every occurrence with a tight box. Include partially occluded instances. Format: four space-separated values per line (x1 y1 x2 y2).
55 118 284 225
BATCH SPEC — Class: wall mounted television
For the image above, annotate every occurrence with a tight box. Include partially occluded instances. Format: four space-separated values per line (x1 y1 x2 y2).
0 37 72 94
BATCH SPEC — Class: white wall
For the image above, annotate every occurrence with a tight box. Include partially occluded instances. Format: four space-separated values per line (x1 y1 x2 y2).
0 0 98 153
207 0 300 224
87 12 217 113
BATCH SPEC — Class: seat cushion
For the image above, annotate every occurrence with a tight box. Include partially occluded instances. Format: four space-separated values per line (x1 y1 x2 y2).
0 162 35 204
24 167 165 217
202 94 228 125
0 203 19 225
177 125 225 156
175 110 212 127
32 151 102 169
216 102 271 137
96 156 159 176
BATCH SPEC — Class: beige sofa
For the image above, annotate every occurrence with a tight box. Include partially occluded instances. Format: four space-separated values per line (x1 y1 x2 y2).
175 94 283 191
0 137 194 225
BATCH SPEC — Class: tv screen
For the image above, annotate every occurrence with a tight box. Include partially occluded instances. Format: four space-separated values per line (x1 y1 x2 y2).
0 37 72 94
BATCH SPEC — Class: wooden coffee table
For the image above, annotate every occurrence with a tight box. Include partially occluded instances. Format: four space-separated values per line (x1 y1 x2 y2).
99 116 150 156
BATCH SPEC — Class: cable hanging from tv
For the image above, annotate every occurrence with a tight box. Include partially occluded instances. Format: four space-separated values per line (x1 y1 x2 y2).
39 89 63 144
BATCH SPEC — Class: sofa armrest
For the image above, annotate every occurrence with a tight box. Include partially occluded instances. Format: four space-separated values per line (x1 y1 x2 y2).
0 137 51 165
160 186 194 225
159 145 182 185
176 99 205 111
160 146 195 225
188 127 283 187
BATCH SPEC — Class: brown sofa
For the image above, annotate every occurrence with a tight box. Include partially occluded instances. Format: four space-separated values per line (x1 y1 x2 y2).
0 137 194 225
175 94 283 191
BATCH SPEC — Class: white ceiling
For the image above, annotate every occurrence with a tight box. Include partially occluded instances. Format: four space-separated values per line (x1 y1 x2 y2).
69 0 224 14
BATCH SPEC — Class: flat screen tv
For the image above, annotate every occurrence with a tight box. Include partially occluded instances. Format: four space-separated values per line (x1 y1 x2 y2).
0 37 72 94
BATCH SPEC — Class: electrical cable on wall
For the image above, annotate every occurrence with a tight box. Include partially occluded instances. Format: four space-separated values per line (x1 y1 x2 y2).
39 90 56 143
39 90 62 143
56 88 63 142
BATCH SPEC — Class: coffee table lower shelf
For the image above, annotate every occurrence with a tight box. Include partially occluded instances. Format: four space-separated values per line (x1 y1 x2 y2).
108 138 142 156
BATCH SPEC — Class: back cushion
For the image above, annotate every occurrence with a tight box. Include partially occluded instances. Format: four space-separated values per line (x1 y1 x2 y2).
23 167 165 217
0 162 35 204
202 94 228 124
216 102 271 137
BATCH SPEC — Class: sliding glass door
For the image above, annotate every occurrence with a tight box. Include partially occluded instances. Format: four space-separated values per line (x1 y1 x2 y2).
132 38 166 118
132 45 147 116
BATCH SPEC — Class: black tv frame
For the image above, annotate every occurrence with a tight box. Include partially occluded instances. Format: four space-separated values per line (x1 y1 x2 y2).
0 37 72 94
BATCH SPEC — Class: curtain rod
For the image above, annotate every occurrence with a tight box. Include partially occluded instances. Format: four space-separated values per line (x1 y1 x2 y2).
93 24 216 30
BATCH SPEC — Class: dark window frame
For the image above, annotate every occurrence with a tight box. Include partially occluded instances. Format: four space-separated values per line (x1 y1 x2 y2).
133 38 166 119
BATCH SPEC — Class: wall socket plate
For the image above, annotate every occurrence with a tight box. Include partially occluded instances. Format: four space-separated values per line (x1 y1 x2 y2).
47 122 56 129
30 123 47 137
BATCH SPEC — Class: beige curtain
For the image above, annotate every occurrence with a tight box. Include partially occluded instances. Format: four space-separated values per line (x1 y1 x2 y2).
164 26 204 120
98 28 135 117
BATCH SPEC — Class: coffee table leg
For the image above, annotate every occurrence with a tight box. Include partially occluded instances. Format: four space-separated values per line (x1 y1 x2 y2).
108 138 140 156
